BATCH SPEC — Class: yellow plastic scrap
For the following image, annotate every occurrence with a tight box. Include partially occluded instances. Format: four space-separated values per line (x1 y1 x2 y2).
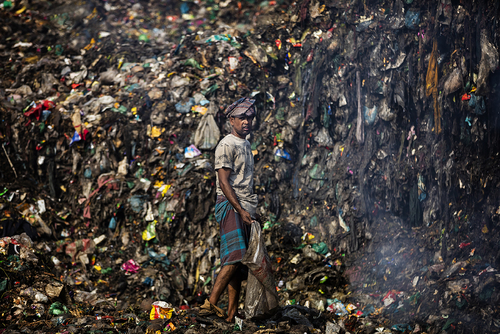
150 126 163 138
149 301 174 320
302 233 315 241
426 40 441 134
243 50 258 64
86 7 97 20
24 56 39 64
195 259 201 286
300 28 311 42
263 111 273 122
191 105 208 115
161 184 171 197
15 6 27 14
83 38 96 51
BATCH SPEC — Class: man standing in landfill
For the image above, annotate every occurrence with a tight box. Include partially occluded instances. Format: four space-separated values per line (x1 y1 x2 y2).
199 97 258 323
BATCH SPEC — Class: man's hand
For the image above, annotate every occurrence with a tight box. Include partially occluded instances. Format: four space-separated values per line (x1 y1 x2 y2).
238 209 254 225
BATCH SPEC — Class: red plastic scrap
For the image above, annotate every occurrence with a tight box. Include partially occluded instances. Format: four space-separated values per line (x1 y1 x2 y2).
23 100 55 121
24 104 42 121
459 242 471 249
307 49 314 62
461 94 471 101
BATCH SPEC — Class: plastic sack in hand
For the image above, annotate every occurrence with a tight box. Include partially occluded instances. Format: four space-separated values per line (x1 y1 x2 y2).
241 222 279 319
194 113 220 150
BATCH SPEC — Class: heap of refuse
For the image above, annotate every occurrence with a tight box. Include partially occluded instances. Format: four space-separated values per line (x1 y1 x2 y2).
1 0 500 332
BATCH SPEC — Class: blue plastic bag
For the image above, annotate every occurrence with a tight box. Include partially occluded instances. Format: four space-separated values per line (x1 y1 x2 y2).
405 9 420 29
175 98 195 114
363 105 377 125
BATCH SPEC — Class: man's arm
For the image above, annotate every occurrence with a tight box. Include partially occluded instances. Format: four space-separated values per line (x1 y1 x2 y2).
217 167 253 225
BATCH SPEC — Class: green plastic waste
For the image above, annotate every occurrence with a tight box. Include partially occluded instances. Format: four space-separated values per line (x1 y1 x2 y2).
205 34 231 43
111 105 128 114
3 1 12 9
184 58 203 70
275 107 286 121
322 105 330 128
0 278 7 292
135 168 144 179
101 267 113 275
49 302 69 315
312 242 329 255
309 164 325 180
201 84 219 96
55 45 63 56
138 34 150 42
442 318 455 331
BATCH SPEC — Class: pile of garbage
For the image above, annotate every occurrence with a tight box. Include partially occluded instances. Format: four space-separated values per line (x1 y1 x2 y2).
1 0 500 332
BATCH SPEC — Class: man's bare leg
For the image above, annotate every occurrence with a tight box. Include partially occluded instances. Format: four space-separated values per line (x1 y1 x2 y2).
226 272 242 322
209 264 238 307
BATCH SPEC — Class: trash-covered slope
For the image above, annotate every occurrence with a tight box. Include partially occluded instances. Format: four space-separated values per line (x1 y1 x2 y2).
1 0 500 332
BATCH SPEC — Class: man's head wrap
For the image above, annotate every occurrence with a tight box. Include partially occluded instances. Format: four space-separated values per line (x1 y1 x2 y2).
224 97 256 118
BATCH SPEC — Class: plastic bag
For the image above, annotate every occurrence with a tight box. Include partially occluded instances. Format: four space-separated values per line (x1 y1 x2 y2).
363 105 377 125
476 30 499 96
405 9 420 29
175 97 195 114
314 127 334 147
194 113 220 150
443 68 462 95
150 301 174 320
184 145 201 159
241 222 279 319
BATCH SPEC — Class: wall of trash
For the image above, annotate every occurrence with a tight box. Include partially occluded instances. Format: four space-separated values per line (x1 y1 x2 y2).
1 0 500 332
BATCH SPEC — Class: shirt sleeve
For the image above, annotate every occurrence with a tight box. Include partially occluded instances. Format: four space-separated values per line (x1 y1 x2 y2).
214 141 234 171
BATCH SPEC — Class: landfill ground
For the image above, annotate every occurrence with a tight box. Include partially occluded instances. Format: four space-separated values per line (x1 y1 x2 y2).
1 0 500 333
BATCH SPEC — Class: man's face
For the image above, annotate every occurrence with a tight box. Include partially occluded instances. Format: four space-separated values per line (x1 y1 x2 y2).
230 115 254 138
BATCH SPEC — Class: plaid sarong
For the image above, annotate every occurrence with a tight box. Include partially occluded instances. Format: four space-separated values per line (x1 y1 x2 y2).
215 195 251 267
